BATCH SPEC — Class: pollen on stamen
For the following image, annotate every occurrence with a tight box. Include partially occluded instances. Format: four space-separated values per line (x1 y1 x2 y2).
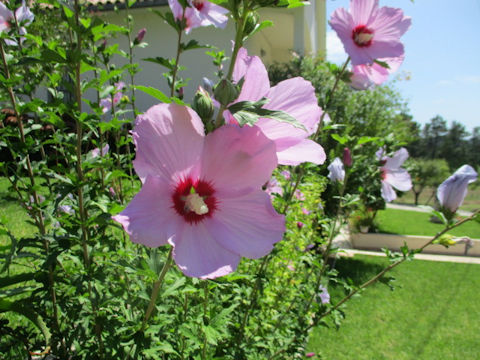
352 25 374 47
172 177 217 224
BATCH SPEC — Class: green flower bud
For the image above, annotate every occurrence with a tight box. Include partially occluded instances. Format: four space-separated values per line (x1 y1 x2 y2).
244 12 259 36
213 79 240 107
192 87 215 121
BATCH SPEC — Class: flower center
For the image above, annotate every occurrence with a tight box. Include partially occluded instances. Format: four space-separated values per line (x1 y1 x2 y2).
352 25 374 47
381 168 387 180
192 0 204 11
172 178 217 224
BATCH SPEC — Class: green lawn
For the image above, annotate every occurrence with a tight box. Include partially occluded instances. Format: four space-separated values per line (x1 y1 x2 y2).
374 208 480 238
307 254 480 359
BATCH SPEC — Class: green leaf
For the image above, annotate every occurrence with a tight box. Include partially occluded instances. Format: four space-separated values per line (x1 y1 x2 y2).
180 40 212 52
203 325 221 345
0 273 37 289
143 56 174 70
374 59 390 69
357 136 380 145
134 86 171 103
331 133 348 145
247 20 273 38
228 99 306 130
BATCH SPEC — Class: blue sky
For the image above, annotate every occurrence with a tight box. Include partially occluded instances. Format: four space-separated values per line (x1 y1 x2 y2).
325 0 480 133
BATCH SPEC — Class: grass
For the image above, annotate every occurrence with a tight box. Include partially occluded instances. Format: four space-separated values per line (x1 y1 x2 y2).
374 208 480 238
0 177 37 245
394 185 480 213
307 254 480 359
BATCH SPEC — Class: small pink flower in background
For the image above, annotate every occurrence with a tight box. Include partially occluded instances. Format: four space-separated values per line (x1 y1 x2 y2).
265 177 283 199
168 0 228 34
113 103 285 279
327 157 345 182
227 48 326 166
329 0 411 66
302 208 310 215
100 98 112 114
378 147 412 202
294 189 305 201
287 264 295 271
318 285 330 304
280 170 291 180
1 1 34 46
350 55 404 90
297 221 304 229
91 144 110 158
306 352 316 358
437 165 477 213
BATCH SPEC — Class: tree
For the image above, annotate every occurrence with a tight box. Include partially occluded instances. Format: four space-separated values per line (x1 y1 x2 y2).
440 121 470 169
406 158 450 205
421 115 447 159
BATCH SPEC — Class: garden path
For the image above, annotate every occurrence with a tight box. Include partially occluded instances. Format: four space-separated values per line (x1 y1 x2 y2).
387 203 473 217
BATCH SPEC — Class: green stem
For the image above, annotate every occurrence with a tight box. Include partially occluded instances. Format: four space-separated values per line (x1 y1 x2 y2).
313 57 350 141
170 9 185 98
201 281 209 360
141 248 174 331
213 9 247 128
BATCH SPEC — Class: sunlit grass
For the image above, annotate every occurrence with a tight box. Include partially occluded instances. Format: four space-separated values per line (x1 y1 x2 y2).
308 254 480 359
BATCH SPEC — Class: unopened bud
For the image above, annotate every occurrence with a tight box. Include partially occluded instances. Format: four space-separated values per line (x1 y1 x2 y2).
134 28 146 45
343 147 352 167
192 87 214 121
244 12 259 36
213 79 239 106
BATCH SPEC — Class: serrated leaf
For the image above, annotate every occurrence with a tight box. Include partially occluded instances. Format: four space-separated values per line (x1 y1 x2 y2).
374 59 390 69
143 56 174 70
180 40 212 52
357 136 379 145
203 325 221 345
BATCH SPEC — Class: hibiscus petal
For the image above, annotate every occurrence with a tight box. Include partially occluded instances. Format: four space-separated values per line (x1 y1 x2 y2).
370 7 411 40
133 103 204 183
276 139 326 166
350 0 378 26
201 124 277 189
263 77 321 137
235 53 270 103
112 176 180 247
207 189 285 259
381 180 397 202
384 147 409 169
172 222 240 279
200 1 229 29
384 168 412 192
437 165 478 212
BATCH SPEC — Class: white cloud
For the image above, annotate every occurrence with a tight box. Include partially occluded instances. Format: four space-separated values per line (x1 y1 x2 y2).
326 31 347 64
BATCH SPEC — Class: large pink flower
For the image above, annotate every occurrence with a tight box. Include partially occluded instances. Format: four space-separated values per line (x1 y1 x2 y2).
350 55 404 90
168 0 228 34
113 104 285 279
378 147 412 202
329 0 411 66
226 48 326 166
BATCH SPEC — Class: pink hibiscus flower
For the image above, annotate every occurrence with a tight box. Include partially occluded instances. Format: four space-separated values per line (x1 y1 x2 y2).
350 55 404 90
113 104 285 279
225 48 326 166
329 0 411 66
437 165 478 214
377 147 412 202
1 1 34 45
168 0 228 34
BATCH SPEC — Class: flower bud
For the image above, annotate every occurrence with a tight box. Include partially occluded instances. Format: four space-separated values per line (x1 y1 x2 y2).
327 157 345 182
437 164 478 214
343 147 352 167
244 11 259 36
192 87 215 121
213 79 239 106
134 28 146 45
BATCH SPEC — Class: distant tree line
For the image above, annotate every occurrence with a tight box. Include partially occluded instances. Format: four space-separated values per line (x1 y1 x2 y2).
408 115 480 171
